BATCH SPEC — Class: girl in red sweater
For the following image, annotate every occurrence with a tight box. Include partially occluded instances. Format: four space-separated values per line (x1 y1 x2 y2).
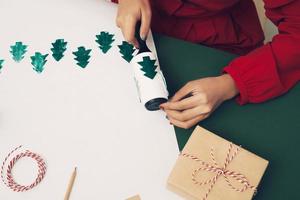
115 0 300 129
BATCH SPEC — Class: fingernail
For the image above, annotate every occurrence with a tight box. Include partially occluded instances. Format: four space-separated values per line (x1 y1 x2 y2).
140 34 147 41
169 122 173 125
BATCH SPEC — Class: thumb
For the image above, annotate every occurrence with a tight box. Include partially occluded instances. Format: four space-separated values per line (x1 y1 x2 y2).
122 18 139 48
171 83 194 102
140 9 151 40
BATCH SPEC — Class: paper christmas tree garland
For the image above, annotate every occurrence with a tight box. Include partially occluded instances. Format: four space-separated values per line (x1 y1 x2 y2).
31 52 48 73
0 31 144 73
0 59 4 71
95 31 115 54
118 41 135 62
51 39 67 61
138 56 157 79
73 46 92 68
10 42 28 62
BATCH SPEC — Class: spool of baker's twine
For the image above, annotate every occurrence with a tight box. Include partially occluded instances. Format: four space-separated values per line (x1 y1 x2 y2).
1 145 47 192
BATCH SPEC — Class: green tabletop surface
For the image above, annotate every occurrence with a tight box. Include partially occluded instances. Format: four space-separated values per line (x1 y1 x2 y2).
153 33 300 200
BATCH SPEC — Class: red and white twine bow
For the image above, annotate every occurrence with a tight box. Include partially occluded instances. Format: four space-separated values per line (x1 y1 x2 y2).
1 145 47 192
180 143 256 200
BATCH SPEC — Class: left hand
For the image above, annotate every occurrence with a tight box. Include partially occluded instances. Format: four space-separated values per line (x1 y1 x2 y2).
160 74 239 129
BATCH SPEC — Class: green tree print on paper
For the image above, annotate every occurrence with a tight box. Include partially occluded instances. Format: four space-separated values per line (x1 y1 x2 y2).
51 39 67 61
138 56 157 79
95 31 115 53
10 42 28 62
118 41 135 62
0 59 4 72
73 46 92 68
31 52 48 73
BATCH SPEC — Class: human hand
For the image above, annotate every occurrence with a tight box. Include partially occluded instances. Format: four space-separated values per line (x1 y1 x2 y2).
116 0 151 47
160 74 239 129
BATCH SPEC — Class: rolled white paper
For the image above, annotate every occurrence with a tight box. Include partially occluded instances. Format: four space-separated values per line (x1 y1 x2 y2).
130 52 169 109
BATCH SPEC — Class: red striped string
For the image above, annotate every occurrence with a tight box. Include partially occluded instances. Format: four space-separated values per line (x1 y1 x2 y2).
1 145 47 192
180 143 256 200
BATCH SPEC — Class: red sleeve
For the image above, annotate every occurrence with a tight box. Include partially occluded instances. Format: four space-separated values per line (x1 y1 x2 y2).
223 0 300 105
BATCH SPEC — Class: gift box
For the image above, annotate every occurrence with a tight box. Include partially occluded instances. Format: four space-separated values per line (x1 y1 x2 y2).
167 126 269 200
126 195 141 200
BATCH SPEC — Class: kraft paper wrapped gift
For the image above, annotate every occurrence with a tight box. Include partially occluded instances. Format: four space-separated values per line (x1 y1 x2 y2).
126 195 141 200
167 126 269 200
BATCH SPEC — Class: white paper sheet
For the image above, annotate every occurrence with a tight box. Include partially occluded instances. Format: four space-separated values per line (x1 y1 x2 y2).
0 0 180 199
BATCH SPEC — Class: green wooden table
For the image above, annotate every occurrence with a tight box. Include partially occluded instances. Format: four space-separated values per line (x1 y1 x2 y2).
153 34 300 200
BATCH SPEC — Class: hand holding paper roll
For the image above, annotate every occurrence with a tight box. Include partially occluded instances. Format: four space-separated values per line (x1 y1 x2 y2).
116 0 151 48
161 75 239 128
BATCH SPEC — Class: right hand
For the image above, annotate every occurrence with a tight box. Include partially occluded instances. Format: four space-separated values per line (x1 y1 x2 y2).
116 0 152 48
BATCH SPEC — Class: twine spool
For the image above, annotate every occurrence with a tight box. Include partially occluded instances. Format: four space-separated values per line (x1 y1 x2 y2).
1 145 47 192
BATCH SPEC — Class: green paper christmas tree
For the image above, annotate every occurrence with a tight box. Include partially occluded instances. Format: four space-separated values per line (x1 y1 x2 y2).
118 41 135 62
10 42 28 62
95 31 115 53
30 52 48 73
51 39 67 61
72 46 92 68
0 59 4 72
138 56 157 79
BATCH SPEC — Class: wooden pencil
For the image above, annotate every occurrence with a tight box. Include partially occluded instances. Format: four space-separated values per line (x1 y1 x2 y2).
64 167 77 200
